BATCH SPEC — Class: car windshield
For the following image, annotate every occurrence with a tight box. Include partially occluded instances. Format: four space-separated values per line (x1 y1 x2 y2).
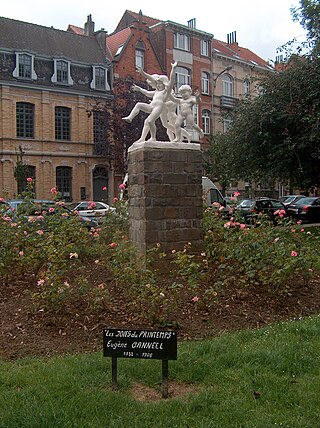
294 197 316 205
237 199 254 208
282 196 295 204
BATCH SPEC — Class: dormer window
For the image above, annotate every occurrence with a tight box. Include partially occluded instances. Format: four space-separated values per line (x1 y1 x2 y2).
90 66 110 91
51 59 73 85
115 44 124 56
13 53 37 80
174 32 190 51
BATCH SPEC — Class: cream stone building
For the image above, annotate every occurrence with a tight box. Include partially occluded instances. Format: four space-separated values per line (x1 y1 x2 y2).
0 17 114 202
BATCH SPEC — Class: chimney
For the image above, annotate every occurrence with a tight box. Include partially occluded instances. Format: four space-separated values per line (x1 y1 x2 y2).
84 14 95 36
227 31 237 45
187 18 196 29
95 29 107 52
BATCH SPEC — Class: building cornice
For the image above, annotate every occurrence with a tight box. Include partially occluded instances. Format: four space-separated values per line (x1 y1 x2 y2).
0 80 114 99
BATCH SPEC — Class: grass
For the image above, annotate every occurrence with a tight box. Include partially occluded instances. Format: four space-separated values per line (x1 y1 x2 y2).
1 315 320 428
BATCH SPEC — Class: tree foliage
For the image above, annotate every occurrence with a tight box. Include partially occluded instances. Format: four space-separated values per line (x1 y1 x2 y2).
206 56 320 191
291 0 320 57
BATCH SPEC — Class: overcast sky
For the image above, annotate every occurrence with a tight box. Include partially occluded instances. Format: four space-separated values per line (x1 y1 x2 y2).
1 0 307 62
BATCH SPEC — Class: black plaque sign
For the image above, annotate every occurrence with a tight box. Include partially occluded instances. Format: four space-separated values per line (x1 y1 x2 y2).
103 328 177 360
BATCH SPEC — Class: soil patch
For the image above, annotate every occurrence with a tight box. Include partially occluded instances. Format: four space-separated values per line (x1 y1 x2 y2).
130 381 198 402
1 268 320 361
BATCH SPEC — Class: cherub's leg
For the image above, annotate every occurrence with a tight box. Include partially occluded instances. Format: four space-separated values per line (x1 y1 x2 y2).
134 122 150 143
160 112 175 141
181 128 192 143
186 116 204 138
123 103 147 123
145 108 162 142
193 125 204 138
173 117 184 142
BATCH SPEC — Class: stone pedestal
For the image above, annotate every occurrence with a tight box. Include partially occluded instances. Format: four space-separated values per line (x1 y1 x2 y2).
127 141 203 256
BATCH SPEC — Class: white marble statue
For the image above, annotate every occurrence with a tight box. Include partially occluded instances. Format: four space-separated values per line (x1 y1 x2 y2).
122 61 178 143
169 85 204 142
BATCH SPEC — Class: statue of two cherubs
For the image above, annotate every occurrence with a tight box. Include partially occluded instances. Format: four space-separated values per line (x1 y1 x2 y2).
123 61 204 144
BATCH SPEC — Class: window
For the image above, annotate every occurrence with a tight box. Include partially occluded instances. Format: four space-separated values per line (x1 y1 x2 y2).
174 32 190 51
201 40 210 57
135 40 145 70
93 110 109 155
135 49 144 70
56 166 72 202
202 110 211 134
55 107 71 140
90 67 109 90
115 44 124 56
175 66 190 90
222 74 233 97
17 165 36 196
201 72 210 95
13 53 37 80
243 79 250 96
16 102 34 138
51 59 73 85
223 115 233 133
57 61 68 83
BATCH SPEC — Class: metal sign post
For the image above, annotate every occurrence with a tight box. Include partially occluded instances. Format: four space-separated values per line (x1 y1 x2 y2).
103 328 177 398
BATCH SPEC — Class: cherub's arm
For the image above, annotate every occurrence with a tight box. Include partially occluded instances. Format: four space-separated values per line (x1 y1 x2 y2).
131 84 155 98
168 92 180 104
166 61 178 98
194 89 201 104
136 67 157 86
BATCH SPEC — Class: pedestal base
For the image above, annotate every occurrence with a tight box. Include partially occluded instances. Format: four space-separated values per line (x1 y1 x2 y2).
128 141 203 256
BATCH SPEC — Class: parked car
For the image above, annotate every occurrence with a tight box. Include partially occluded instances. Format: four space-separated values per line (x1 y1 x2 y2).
0 199 98 229
280 195 307 207
235 198 287 224
286 197 320 223
73 201 116 219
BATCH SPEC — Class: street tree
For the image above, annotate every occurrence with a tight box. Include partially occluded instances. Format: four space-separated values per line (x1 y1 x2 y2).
291 0 320 57
206 55 320 192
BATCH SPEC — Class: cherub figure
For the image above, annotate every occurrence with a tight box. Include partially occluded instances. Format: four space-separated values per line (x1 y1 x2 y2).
161 95 192 143
135 69 191 143
169 84 204 142
122 61 177 143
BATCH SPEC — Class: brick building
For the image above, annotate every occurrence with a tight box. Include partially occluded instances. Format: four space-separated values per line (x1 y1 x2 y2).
0 16 114 202
108 10 273 143
1 11 275 200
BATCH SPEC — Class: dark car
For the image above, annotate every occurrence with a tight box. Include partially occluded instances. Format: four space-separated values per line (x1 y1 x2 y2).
286 197 320 223
235 198 287 224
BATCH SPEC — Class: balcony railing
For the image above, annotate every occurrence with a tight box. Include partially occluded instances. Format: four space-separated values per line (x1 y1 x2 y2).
220 96 238 109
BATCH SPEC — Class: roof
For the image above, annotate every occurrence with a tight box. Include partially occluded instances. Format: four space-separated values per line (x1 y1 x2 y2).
67 24 85 36
114 9 161 32
106 27 132 58
0 16 106 64
66 11 272 67
126 10 160 27
212 39 272 69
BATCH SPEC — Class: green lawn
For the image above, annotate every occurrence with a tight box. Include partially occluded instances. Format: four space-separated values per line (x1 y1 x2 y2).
1 315 320 428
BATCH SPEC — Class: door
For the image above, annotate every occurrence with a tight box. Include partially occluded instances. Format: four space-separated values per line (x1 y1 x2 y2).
92 166 108 202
